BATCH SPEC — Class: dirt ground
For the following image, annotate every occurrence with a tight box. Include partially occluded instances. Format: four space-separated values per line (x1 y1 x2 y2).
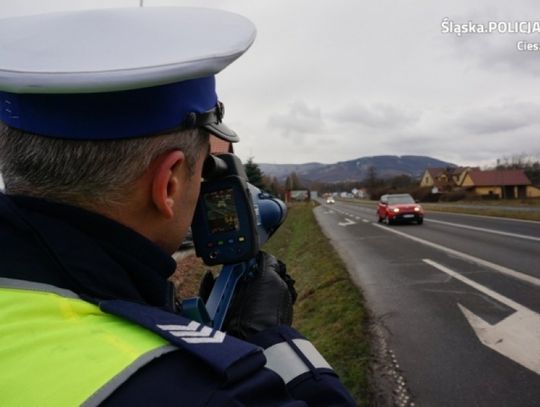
169 250 219 300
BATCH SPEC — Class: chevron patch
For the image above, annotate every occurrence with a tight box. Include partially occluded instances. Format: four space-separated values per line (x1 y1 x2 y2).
157 321 226 344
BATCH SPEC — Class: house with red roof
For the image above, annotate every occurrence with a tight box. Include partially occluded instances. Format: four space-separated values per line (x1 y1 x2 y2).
420 167 540 199
461 169 540 199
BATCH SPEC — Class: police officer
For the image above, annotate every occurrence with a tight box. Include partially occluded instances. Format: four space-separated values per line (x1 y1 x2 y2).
0 7 356 406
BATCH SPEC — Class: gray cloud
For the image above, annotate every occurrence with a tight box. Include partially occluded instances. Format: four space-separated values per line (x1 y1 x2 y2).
383 117 540 167
441 4 540 77
455 35 540 77
3 0 540 166
267 100 326 138
331 103 421 129
456 102 540 134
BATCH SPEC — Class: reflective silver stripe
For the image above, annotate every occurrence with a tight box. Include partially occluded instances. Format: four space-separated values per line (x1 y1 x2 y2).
264 339 333 384
0 277 80 298
82 344 178 407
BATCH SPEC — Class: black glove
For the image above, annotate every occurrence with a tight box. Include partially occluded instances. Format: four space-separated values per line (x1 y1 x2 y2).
199 252 297 339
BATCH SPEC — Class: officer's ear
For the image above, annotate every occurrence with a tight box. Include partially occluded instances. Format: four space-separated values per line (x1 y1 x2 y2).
151 150 185 219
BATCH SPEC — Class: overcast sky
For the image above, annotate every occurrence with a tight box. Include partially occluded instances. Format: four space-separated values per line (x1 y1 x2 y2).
1 0 540 167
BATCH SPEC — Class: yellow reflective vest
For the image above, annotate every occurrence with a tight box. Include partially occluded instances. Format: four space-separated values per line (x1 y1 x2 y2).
0 279 176 406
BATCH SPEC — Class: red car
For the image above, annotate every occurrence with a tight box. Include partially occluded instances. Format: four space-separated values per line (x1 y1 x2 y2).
377 193 424 225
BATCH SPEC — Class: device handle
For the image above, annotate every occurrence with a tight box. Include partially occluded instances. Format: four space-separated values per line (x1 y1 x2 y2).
205 260 256 330
181 259 255 330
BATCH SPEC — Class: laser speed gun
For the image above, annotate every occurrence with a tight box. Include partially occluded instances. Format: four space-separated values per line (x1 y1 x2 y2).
182 153 287 329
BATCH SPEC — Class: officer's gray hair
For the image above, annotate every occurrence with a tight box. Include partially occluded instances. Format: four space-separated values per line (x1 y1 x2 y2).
0 124 209 210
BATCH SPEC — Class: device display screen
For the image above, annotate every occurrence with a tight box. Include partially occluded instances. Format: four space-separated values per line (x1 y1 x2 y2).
204 188 240 234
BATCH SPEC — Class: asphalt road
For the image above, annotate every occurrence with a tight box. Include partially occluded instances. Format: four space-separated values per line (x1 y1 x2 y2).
314 199 540 407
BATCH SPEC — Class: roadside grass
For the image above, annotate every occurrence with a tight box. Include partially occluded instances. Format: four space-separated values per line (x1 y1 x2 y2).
444 198 540 207
420 203 540 221
263 202 370 404
172 202 370 405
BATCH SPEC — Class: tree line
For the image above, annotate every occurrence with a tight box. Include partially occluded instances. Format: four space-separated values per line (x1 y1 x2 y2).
243 157 416 200
494 154 540 185
244 155 540 201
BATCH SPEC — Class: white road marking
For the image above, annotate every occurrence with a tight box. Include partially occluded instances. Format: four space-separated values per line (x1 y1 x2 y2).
423 259 540 375
338 218 356 227
426 218 540 242
372 223 540 287
362 219 370 223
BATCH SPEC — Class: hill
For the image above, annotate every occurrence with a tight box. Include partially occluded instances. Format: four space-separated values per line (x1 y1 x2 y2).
259 155 456 183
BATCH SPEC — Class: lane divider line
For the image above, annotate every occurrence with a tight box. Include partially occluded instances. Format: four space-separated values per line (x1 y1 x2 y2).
425 218 540 242
372 223 540 287
422 259 528 312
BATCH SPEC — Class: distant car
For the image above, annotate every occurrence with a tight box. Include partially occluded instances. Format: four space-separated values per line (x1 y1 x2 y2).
377 194 424 225
326 197 335 204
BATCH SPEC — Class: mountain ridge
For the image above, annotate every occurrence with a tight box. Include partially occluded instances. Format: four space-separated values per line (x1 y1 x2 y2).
259 155 456 183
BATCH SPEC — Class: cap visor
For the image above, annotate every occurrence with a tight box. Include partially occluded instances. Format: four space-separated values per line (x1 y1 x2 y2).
203 121 239 143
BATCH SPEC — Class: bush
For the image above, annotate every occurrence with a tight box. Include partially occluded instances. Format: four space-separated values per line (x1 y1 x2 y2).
439 190 467 202
481 193 500 200
409 186 436 202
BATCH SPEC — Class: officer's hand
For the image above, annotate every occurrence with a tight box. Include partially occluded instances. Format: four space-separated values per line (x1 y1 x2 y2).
224 251 297 339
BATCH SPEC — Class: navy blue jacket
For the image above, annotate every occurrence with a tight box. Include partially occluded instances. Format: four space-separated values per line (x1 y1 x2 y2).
0 193 356 406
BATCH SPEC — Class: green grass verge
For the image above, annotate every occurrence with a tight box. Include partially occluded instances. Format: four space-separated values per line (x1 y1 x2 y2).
421 203 540 221
263 202 370 404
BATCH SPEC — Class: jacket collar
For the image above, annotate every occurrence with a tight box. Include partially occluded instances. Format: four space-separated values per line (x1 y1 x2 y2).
0 193 178 309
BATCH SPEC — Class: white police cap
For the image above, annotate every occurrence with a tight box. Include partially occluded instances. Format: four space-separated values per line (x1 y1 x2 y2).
0 7 256 141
